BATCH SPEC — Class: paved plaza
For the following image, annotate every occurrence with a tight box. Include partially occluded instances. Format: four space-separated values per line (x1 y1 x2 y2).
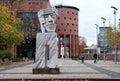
0 59 120 79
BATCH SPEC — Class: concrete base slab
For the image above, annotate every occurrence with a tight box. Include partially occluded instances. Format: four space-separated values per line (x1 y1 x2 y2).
32 68 60 74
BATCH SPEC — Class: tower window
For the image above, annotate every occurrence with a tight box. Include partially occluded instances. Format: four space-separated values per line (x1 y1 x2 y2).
67 11 69 14
29 2 31 5
64 17 66 20
58 17 60 20
58 29 60 31
70 18 72 20
40 2 43 4
67 23 69 25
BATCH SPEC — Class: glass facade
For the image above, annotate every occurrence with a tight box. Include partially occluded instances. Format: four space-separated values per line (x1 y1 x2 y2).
98 27 110 53
17 12 40 59
18 12 40 39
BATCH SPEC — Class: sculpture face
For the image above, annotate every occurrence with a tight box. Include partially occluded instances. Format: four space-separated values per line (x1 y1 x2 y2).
38 8 58 33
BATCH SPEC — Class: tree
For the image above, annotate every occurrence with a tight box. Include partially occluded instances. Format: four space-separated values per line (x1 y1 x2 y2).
106 26 114 48
79 36 87 53
107 23 120 49
0 5 24 49
117 21 120 49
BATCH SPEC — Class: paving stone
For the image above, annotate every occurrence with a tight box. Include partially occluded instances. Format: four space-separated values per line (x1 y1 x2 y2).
0 59 120 79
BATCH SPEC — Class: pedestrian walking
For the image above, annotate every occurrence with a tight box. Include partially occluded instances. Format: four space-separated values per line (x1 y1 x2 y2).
32 51 35 62
81 55 85 63
93 53 97 63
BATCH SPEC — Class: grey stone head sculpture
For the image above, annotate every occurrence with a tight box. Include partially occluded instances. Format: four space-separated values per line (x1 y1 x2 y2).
38 8 58 33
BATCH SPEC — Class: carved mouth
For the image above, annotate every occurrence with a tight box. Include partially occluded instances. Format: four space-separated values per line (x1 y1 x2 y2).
45 24 55 27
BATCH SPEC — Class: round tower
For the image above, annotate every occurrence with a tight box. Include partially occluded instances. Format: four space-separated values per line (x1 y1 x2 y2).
55 5 79 58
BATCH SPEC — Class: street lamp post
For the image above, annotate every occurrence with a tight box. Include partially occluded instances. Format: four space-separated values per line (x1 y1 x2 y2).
111 6 118 64
101 17 106 62
95 24 99 59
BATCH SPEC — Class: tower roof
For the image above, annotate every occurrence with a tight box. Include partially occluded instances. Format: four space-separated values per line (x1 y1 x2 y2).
55 5 79 11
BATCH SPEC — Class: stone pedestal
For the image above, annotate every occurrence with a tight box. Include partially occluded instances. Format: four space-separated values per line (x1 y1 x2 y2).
33 68 60 74
32 32 60 74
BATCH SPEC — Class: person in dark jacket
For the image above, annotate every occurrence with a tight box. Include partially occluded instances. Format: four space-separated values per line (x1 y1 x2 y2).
81 55 85 63
93 53 97 63
32 51 35 62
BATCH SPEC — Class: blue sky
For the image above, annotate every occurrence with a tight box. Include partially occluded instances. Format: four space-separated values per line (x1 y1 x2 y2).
50 0 120 46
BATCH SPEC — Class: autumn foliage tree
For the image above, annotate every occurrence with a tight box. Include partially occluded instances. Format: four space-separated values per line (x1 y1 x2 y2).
0 5 24 49
79 36 87 53
107 23 120 50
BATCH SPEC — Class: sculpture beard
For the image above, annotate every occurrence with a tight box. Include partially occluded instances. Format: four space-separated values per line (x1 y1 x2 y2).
43 23 56 32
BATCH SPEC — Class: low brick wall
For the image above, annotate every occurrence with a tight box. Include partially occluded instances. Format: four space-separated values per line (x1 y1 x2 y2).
80 53 120 61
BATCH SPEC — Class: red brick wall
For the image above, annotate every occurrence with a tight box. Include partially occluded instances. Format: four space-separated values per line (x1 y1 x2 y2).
17 0 50 12
81 53 120 61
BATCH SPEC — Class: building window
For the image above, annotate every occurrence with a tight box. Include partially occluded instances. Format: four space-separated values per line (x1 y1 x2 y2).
58 17 60 20
64 17 66 20
29 2 31 5
67 11 69 14
40 2 43 4
58 29 60 31
67 23 69 25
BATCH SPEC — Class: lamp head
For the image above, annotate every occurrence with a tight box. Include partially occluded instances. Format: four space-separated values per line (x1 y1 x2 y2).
101 17 106 21
111 6 118 11
95 24 98 27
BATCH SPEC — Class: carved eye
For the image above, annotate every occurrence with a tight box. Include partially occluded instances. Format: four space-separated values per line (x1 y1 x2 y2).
44 15 48 18
50 14 56 19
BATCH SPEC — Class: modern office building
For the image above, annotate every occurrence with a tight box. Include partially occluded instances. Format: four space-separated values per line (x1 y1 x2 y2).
98 27 111 53
15 0 51 59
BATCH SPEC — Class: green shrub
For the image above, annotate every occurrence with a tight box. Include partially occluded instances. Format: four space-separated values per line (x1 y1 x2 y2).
12 58 23 62
0 49 13 58
0 50 4 58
